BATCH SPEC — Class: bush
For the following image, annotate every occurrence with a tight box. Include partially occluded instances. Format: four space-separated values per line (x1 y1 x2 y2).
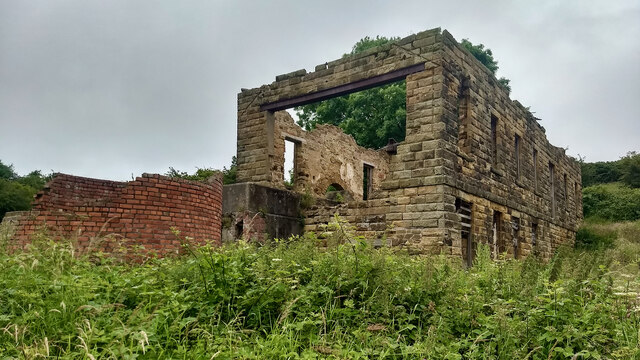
0 160 50 219
0 179 37 219
582 183 640 221
580 151 640 188
575 226 616 249
581 161 622 187
1 223 640 358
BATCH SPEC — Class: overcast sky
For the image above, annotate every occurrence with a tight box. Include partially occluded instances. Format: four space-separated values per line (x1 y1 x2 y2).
1 0 638 180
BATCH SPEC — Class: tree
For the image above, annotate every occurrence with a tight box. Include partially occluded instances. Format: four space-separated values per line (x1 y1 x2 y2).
619 151 640 188
0 160 50 219
580 151 640 188
0 161 17 180
295 36 405 149
580 160 622 187
295 36 512 149
0 179 35 217
222 156 237 185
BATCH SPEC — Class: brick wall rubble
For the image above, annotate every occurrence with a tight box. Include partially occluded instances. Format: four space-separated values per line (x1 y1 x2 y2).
1 173 223 255
235 27 582 262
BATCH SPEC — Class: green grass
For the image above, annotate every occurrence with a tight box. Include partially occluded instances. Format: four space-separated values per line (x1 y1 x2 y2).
1 221 640 359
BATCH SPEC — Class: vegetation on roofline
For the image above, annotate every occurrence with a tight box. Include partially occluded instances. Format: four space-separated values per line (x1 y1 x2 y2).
165 156 237 185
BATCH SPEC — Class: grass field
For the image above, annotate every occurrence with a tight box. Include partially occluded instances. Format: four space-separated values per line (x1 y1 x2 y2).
1 220 639 359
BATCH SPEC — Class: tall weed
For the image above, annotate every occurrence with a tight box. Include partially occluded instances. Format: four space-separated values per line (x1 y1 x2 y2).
0 221 639 358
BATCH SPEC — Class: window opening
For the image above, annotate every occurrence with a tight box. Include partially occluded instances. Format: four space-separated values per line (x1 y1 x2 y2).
326 183 345 202
456 199 474 267
291 79 407 150
492 211 503 259
363 164 374 200
235 220 244 240
511 217 520 259
491 115 498 164
574 182 579 214
533 149 538 191
515 134 521 180
457 78 471 154
532 222 539 256
283 139 298 188
549 163 556 218
564 173 568 207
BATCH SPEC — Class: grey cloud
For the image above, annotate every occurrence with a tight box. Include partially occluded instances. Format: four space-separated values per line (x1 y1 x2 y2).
0 0 638 179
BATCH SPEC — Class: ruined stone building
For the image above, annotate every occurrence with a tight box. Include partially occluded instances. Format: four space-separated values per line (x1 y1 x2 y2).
225 27 582 264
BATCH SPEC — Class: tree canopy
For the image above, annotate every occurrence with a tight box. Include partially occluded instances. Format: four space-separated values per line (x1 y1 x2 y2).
295 36 511 149
580 152 640 188
295 36 405 149
0 160 51 219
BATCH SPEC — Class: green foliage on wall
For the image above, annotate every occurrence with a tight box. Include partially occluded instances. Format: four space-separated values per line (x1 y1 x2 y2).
460 39 511 93
166 156 237 185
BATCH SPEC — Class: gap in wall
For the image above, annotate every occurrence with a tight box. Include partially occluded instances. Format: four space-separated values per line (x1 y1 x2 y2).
284 139 296 186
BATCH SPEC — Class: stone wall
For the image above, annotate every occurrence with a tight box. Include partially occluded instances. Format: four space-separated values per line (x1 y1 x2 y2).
2 173 223 255
272 111 389 199
222 182 302 243
436 30 582 261
236 27 442 185
234 27 582 262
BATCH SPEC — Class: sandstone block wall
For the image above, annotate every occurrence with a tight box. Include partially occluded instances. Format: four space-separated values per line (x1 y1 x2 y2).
273 111 389 199
436 30 582 260
236 27 442 185
2 173 223 255
235 27 582 262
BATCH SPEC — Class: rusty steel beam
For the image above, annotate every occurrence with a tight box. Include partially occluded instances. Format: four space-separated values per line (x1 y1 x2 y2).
260 63 425 112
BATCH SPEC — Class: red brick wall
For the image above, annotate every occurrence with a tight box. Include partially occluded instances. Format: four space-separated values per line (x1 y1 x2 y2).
5 173 223 256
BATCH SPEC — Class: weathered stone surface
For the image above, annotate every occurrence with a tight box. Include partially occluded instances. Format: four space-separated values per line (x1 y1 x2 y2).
271 112 389 199
222 183 303 242
233 27 582 263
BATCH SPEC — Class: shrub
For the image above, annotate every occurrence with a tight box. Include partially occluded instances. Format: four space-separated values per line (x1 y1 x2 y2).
575 226 616 249
0 179 37 219
1 225 640 358
582 182 640 221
